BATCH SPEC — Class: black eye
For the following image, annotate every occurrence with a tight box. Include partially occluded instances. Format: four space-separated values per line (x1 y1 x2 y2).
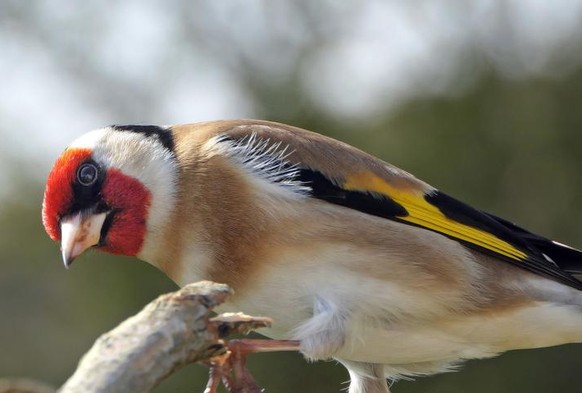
77 163 99 186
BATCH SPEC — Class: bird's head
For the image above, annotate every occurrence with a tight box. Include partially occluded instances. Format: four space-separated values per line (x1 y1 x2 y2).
42 125 177 268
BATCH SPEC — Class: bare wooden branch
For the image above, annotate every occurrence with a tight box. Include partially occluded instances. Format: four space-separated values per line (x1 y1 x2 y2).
58 281 271 393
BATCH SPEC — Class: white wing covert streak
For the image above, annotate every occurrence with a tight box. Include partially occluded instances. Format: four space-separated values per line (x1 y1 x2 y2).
214 131 582 290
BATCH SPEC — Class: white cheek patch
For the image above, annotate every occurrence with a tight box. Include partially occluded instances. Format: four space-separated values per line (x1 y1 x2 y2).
68 126 178 258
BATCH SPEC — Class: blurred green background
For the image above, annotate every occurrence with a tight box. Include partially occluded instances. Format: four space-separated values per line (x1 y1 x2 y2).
1 1 582 392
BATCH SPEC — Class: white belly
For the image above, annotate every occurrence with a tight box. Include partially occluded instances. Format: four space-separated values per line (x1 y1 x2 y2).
212 254 582 372
175 236 582 374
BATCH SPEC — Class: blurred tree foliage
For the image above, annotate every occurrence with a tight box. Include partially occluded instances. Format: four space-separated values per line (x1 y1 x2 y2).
2 2 582 392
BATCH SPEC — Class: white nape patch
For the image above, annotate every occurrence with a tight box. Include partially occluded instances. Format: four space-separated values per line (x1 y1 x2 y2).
70 126 178 260
207 133 311 196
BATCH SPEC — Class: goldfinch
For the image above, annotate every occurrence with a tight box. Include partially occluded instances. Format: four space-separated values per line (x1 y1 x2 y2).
42 120 582 393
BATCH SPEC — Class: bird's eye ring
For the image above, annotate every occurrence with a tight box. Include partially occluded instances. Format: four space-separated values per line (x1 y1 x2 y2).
77 163 99 186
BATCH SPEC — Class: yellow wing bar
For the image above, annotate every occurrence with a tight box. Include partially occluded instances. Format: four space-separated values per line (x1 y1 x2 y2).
343 172 528 261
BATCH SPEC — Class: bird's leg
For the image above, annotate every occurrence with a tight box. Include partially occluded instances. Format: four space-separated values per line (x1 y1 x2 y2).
206 339 301 393
225 339 301 392
341 361 391 393
203 353 226 393
228 338 301 354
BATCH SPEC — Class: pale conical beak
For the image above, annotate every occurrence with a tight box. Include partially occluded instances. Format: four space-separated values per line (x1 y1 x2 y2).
60 211 108 268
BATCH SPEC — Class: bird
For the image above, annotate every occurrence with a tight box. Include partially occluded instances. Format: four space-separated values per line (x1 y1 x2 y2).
42 120 582 393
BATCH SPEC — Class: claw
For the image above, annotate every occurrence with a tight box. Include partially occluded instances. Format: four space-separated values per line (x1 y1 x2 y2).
204 352 230 393
202 339 301 393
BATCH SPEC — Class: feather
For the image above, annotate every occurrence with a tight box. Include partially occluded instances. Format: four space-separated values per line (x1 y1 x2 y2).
193 120 582 290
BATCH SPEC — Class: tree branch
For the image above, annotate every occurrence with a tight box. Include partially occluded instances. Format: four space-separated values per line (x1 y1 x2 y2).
58 281 272 393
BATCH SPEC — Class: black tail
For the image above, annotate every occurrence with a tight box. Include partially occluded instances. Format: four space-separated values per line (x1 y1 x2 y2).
486 213 582 275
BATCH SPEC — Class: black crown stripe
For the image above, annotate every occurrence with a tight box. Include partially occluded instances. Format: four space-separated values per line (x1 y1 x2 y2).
111 125 175 154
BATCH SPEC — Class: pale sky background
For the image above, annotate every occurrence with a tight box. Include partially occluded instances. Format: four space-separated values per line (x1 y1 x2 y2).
1 0 582 198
